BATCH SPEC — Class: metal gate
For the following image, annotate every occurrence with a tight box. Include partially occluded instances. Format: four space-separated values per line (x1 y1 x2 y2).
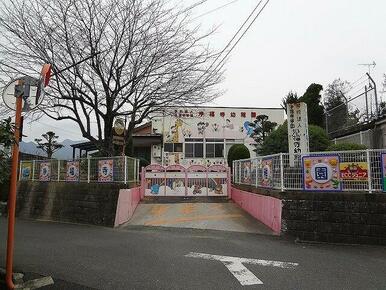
142 164 230 197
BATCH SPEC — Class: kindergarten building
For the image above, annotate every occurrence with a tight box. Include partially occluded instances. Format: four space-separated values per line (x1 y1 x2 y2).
149 106 285 166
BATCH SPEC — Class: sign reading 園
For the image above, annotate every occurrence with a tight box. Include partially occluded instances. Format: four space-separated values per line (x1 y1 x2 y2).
39 162 51 181
98 159 114 182
287 102 309 167
66 161 80 182
302 155 341 191
260 158 273 188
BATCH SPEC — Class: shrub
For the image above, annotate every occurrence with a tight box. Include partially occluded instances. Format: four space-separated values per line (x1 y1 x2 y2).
326 143 367 151
259 121 331 155
227 144 250 168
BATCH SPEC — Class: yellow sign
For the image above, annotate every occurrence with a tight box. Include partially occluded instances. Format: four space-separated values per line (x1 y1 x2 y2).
340 162 368 181
114 118 125 136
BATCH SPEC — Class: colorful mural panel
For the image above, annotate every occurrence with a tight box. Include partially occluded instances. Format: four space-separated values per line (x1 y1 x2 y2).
303 155 341 191
340 162 368 181
98 159 114 182
20 162 32 180
260 158 273 188
66 161 80 182
39 162 51 181
242 161 251 184
381 153 386 192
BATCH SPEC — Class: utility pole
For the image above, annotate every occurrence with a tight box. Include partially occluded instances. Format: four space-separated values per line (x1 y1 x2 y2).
365 85 369 122
5 80 23 290
4 52 103 290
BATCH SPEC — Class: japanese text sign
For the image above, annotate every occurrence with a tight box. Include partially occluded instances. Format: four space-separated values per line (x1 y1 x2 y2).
287 102 309 167
302 155 341 191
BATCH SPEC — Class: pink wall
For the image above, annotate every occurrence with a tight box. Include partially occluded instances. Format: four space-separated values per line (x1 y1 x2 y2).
114 187 141 227
231 187 282 234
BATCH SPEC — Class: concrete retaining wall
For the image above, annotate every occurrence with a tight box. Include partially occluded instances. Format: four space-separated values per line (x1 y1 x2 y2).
231 187 282 234
114 187 141 227
234 184 386 245
15 181 136 227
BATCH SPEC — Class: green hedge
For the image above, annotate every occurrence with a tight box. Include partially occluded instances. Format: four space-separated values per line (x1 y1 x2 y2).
327 142 367 151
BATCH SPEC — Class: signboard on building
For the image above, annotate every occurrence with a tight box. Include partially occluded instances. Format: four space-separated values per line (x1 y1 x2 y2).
287 102 309 167
302 155 341 191
340 162 368 181
39 162 51 181
98 159 114 182
66 161 80 182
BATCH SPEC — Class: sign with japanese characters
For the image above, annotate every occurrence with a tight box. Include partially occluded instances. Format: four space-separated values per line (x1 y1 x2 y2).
340 162 368 181
287 102 309 167
66 161 80 182
302 155 341 191
98 159 114 182
20 162 32 180
260 158 273 188
39 162 51 181
381 153 386 192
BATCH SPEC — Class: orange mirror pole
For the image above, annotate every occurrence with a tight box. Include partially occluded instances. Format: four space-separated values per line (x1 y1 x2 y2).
5 87 23 290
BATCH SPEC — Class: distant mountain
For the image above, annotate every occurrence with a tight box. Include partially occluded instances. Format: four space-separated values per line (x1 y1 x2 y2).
19 141 45 157
20 139 84 160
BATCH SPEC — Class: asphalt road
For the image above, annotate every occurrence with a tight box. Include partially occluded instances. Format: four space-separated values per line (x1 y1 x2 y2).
1 218 386 290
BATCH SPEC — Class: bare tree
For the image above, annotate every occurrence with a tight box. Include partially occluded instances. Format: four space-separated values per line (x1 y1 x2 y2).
0 0 223 156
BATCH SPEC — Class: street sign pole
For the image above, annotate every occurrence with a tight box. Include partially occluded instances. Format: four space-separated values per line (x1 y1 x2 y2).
5 80 23 290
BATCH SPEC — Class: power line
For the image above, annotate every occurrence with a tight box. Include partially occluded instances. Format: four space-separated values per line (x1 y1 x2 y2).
203 0 264 77
210 0 271 75
191 0 241 20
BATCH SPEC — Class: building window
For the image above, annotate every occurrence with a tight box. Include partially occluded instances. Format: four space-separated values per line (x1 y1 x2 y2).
185 139 204 158
205 139 224 158
185 143 204 158
164 143 183 152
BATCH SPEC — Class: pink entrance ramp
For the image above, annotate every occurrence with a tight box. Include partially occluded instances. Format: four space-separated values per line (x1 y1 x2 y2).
114 187 141 227
231 187 282 234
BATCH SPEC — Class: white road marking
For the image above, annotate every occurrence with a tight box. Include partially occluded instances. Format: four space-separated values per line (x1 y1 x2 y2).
185 252 299 286
222 260 263 285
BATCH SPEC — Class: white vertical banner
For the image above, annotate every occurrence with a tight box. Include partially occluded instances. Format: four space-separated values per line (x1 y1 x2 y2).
287 102 309 167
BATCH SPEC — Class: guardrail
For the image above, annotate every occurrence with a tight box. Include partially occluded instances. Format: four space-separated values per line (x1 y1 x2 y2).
19 156 140 184
233 149 386 193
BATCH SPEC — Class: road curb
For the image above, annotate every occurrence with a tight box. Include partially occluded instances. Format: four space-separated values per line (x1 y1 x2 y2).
0 268 54 289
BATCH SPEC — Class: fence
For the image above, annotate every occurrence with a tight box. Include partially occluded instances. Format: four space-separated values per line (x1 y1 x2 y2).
19 156 140 184
233 149 386 193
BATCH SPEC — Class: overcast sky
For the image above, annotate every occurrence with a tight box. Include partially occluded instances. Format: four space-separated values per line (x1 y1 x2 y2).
19 0 386 141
